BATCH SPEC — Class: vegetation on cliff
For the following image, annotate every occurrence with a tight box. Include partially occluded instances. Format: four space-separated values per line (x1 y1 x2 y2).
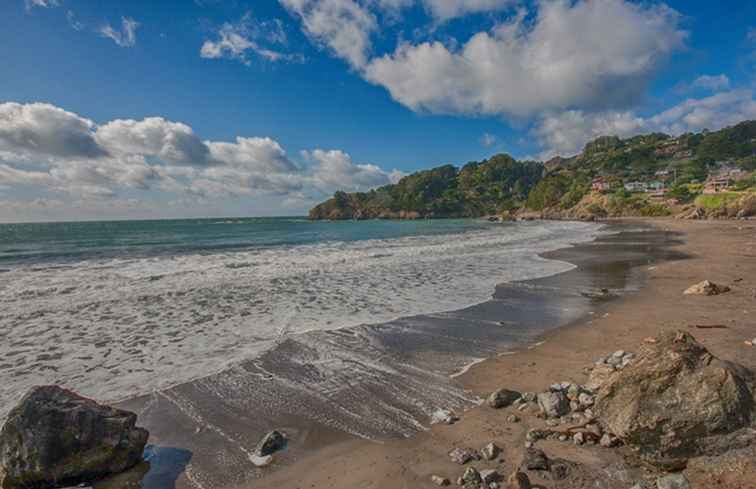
309 121 756 220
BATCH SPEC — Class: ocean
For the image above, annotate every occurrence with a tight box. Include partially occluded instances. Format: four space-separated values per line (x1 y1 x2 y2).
0 217 602 421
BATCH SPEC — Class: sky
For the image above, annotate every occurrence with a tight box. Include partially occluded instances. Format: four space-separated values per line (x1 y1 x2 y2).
1 0 755 222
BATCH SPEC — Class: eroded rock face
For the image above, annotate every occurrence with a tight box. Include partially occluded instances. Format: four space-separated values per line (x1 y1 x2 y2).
595 332 754 470
0 386 149 489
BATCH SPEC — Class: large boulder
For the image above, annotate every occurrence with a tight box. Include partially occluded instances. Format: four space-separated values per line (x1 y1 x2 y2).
0 386 149 489
595 331 753 470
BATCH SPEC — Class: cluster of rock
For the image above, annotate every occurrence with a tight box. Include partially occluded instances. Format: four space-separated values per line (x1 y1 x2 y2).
683 280 731 296
0 386 149 489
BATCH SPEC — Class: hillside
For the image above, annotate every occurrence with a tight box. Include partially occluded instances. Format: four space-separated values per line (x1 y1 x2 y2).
309 121 756 220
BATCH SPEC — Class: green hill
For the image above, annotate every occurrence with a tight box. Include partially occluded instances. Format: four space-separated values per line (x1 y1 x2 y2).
309 121 756 220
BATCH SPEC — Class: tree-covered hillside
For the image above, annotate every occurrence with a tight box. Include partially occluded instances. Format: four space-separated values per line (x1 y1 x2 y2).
309 121 756 220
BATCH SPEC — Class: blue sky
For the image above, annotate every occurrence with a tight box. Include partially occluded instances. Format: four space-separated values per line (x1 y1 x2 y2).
1 0 755 221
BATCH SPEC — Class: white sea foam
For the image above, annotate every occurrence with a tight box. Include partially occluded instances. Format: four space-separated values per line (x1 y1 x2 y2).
0 220 600 418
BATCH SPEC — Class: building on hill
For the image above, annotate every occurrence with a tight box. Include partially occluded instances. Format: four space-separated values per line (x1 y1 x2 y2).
654 169 672 180
703 175 733 194
592 177 610 192
673 150 693 159
647 181 666 192
624 181 647 192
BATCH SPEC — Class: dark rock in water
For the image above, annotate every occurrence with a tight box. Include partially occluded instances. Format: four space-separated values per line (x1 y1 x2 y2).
254 430 287 457
487 388 521 409
0 385 148 489
596 331 754 470
522 448 549 471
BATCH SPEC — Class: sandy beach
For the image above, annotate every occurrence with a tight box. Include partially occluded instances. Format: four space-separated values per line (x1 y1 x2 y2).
254 218 756 489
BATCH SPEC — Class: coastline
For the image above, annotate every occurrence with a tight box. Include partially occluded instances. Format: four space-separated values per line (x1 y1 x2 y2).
106 219 692 489
253 218 756 489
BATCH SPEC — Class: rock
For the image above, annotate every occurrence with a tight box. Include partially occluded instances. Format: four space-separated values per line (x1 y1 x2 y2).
578 392 594 407
537 391 569 418
600 433 616 448
558 435 567 442
656 473 690 489
683 280 730 296
488 389 521 409
480 469 500 484
566 384 581 401
549 459 572 480
431 475 450 486
481 442 500 461
585 363 617 391
506 471 531 489
461 467 482 485
573 432 584 445
522 392 537 403
0 386 148 489
431 408 459 425
506 414 520 423
255 430 287 457
595 331 754 470
522 448 549 471
449 447 480 465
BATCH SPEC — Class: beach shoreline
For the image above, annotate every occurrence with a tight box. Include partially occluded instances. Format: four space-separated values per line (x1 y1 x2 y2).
252 218 756 489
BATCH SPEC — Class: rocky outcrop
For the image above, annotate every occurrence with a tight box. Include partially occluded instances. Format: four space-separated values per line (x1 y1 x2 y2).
683 280 731 296
0 386 149 489
595 331 754 470
487 388 521 409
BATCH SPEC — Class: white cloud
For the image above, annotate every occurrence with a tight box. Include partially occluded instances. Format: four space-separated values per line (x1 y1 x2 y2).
364 0 685 117
691 74 730 92
304 149 399 192
480 132 497 147
67 10 85 31
534 89 756 159
0 102 107 159
421 0 514 21
25 0 59 10
99 17 140 47
201 13 298 64
280 0 376 68
95 118 210 166
0 102 397 211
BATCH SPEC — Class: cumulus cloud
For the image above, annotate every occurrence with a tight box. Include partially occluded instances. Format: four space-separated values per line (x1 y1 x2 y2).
96 118 210 166
0 102 398 210
535 89 756 159
480 132 497 147
201 13 298 64
365 0 685 117
99 17 140 47
280 0 376 68
0 103 108 159
304 148 399 192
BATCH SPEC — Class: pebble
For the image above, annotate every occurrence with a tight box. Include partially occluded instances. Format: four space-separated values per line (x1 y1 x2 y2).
431 475 450 486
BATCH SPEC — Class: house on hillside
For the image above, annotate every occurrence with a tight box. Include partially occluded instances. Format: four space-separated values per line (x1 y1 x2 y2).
673 150 693 159
703 175 733 194
592 177 610 192
654 169 672 180
624 181 647 192
646 181 666 192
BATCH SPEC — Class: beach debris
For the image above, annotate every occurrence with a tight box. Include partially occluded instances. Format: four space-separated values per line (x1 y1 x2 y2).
487 388 521 409
480 442 501 461
431 475 450 486
255 430 287 457
431 408 460 425
522 447 549 471
580 288 616 300
449 447 481 465
595 331 754 470
461 467 482 485
505 471 531 489
683 280 731 296
0 386 149 489
655 473 690 489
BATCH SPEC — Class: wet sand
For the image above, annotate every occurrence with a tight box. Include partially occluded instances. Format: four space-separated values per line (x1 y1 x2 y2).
107 220 696 489
253 219 756 489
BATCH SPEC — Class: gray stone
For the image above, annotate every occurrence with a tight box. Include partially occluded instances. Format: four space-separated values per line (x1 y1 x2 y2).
683 280 730 296
431 475 450 486
449 447 480 465
506 472 531 489
522 448 549 471
480 469 500 484
537 391 570 418
481 442 500 461
656 473 690 489
488 389 522 409
255 430 287 457
0 386 148 489
461 467 481 485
